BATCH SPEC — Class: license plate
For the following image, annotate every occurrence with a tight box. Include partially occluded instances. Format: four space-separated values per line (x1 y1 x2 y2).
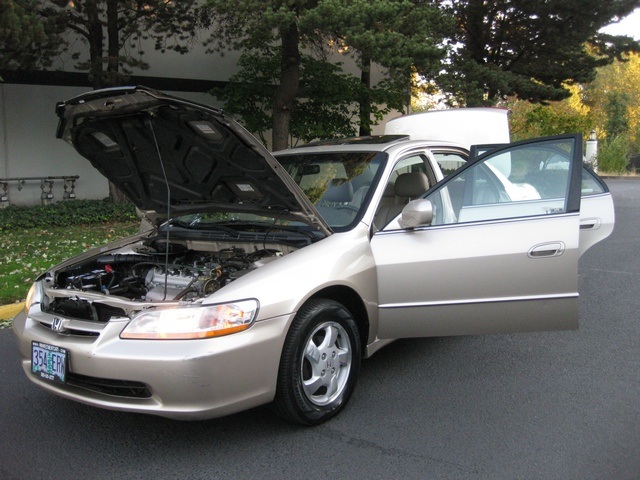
32 341 67 384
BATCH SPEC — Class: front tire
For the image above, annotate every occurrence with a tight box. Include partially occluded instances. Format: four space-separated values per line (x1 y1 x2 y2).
274 298 361 425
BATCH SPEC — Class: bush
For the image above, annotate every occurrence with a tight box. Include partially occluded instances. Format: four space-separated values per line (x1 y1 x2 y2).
596 135 630 174
0 199 137 232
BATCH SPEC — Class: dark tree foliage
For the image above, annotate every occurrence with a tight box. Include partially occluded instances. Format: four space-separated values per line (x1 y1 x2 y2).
204 0 320 150
0 0 59 74
205 0 450 147
211 48 364 146
39 0 203 89
304 0 453 134
35 0 204 203
442 0 640 106
605 91 630 137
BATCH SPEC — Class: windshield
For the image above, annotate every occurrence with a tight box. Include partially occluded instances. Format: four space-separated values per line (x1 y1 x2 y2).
275 151 387 230
164 151 387 235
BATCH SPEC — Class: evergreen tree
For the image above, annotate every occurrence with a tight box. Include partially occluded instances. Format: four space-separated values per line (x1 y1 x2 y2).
39 0 203 89
205 0 450 147
442 0 640 106
33 0 204 202
205 0 319 150
0 0 56 75
211 48 364 146
605 91 630 138
304 0 453 135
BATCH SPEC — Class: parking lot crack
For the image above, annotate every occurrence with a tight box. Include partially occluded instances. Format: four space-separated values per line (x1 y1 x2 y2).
318 427 483 475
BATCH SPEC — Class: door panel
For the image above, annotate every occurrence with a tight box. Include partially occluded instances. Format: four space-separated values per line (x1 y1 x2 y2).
373 215 580 338
579 193 615 256
471 142 615 255
372 135 583 339
579 168 615 255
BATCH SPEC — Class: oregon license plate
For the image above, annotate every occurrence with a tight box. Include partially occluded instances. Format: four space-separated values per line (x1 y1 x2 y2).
32 341 67 384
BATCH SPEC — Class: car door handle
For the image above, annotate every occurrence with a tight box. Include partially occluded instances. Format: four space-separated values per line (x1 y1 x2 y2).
528 242 565 258
580 217 602 230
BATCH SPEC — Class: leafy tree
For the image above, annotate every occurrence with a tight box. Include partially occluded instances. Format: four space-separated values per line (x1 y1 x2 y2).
211 47 363 146
303 0 453 135
508 98 594 141
205 0 450 146
38 0 202 89
508 50 640 173
582 52 640 147
441 0 640 107
34 0 203 202
204 0 325 150
597 134 631 172
0 0 56 75
604 91 630 138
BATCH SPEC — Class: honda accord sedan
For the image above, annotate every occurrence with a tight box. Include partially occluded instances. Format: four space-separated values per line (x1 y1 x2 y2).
13 87 614 424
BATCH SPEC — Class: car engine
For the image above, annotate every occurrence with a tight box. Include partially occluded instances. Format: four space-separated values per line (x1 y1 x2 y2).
51 240 283 303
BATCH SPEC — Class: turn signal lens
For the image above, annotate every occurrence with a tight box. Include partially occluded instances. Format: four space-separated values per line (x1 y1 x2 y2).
24 283 40 311
120 299 259 340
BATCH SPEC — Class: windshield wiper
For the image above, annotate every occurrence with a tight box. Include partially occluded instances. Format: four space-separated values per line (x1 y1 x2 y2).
215 220 323 242
164 219 239 236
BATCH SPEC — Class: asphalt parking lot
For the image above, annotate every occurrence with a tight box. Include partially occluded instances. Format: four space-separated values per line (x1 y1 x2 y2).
1 178 638 480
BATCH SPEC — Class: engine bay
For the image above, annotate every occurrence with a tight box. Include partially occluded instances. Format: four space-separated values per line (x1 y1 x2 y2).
49 237 289 304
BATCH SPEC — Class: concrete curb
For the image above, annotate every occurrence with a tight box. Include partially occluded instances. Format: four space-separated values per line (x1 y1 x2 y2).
0 303 24 320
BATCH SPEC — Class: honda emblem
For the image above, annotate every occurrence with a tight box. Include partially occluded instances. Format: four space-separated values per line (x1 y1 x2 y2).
51 317 64 332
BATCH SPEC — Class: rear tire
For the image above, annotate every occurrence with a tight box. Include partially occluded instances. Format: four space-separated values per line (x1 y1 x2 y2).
274 298 361 425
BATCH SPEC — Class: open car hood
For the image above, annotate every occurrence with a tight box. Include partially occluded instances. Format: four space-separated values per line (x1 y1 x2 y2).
56 86 331 235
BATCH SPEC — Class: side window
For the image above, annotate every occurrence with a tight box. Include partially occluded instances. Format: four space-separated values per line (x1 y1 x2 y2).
427 137 577 225
581 167 606 196
374 155 432 229
432 151 467 177
388 155 430 183
472 144 605 198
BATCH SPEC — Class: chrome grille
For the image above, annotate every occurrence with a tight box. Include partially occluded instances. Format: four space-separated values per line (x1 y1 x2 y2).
44 297 126 323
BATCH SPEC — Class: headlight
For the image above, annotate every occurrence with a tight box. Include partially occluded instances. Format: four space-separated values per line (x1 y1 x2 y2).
120 299 259 340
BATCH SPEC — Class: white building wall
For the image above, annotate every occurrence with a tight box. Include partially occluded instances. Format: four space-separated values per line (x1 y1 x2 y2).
0 84 108 205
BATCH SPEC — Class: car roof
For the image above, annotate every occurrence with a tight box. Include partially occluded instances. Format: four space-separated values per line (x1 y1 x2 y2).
273 136 467 156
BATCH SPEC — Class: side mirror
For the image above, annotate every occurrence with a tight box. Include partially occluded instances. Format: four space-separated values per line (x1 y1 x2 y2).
399 199 433 229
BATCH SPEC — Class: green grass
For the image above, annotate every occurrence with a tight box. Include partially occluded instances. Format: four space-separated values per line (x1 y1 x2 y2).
0 222 139 306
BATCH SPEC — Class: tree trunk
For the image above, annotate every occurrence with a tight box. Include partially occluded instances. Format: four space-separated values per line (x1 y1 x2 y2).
462 0 491 106
106 0 120 87
272 23 301 151
108 182 129 203
97 0 125 203
359 54 372 136
85 0 104 89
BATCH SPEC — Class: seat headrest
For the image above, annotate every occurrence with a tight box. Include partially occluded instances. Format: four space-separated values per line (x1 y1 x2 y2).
382 182 396 197
394 172 429 198
322 180 353 202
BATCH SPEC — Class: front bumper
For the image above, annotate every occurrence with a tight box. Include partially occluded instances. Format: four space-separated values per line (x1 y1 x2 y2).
13 306 292 420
